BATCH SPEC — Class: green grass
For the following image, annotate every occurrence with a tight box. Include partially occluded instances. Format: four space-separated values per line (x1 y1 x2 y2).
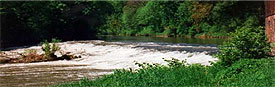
56 58 274 87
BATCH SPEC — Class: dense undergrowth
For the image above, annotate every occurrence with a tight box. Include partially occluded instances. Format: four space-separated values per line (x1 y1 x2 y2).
56 58 274 87
56 24 274 86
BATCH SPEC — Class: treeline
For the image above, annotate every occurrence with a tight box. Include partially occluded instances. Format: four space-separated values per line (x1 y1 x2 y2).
100 1 265 37
0 1 265 48
1 1 113 47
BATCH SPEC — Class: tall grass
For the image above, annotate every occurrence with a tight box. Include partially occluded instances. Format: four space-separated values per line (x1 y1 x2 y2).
56 58 274 87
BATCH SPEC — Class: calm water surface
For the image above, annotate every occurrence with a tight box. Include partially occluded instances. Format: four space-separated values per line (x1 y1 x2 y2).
98 36 227 45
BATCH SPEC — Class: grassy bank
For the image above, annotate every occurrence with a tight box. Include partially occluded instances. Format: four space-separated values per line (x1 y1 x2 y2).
56 58 274 87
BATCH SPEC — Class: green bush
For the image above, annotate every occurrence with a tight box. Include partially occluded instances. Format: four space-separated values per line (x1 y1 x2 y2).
56 57 274 87
57 59 213 87
216 26 271 66
41 38 61 56
137 26 155 36
214 58 274 86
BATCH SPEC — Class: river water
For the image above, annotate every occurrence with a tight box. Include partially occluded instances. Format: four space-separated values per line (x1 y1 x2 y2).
98 36 226 45
0 36 226 87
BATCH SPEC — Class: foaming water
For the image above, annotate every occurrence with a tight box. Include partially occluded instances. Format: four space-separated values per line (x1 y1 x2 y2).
0 40 218 86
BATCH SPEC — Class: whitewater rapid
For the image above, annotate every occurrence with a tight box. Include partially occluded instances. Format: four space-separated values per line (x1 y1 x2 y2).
0 40 218 69
0 40 219 86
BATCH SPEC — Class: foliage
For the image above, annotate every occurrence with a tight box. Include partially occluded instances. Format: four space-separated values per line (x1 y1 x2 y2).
163 58 186 68
96 1 264 37
41 38 61 56
57 59 212 87
98 14 122 35
175 1 193 35
2 1 265 48
56 58 274 87
1 1 113 48
214 58 274 86
137 25 155 36
216 25 271 66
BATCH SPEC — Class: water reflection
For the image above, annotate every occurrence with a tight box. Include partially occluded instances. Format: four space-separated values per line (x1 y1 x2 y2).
98 36 227 45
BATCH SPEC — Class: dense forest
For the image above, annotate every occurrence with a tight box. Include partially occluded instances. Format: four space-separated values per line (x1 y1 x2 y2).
1 1 265 48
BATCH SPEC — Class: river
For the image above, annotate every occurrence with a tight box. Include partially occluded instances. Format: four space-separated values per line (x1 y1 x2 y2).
0 36 226 87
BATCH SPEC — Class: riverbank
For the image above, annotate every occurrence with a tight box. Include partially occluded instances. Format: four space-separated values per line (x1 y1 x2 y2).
103 33 229 39
0 40 218 86
98 35 227 46
57 25 274 87
57 58 274 87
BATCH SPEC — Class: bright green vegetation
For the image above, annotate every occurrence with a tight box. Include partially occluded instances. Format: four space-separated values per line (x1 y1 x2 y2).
99 1 264 37
1 1 265 48
56 58 274 87
41 38 61 57
216 26 270 66
56 20 273 87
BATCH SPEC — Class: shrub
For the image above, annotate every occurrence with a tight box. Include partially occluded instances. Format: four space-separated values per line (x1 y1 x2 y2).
57 58 213 87
214 58 274 86
56 57 274 87
41 38 61 56
216 26 271 66
137 26 155 36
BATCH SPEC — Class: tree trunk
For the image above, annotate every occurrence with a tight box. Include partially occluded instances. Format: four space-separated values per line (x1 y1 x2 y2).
265 1 275 55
